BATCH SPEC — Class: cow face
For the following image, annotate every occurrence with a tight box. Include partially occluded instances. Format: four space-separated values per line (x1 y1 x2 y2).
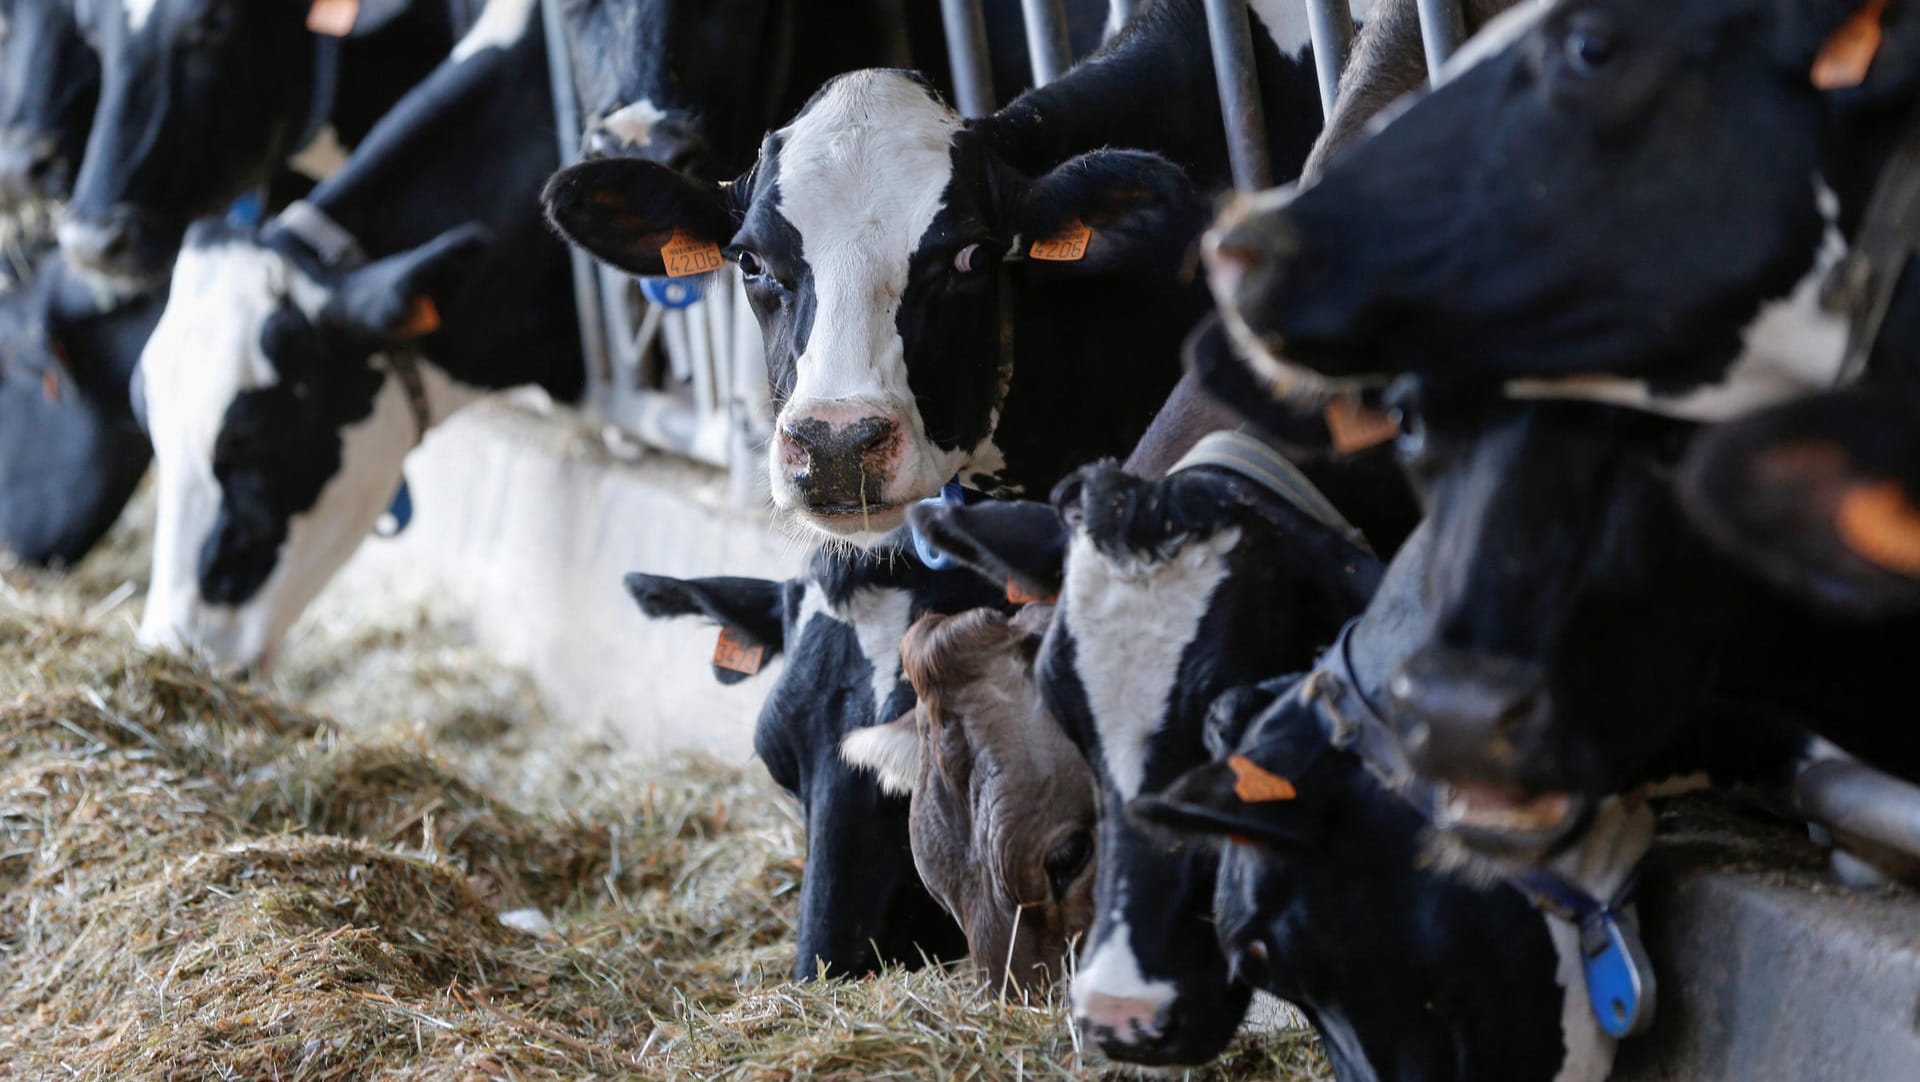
1380 390 1723 849
1135 682 1618 1082
0 0 98 208
1680 388 1920 619
62 0 322 284
842 606 1099 996
557 0 789 175
1204 0 1920 407
545 69 1205 545
136 222 483 672
625 533 1006 979
911 461 1378 1065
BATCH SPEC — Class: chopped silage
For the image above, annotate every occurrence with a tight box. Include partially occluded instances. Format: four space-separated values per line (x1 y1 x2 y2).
0 515 1327 1080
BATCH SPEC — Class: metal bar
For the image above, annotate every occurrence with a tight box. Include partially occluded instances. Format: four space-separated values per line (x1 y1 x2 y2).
1106 0 1138 38
1303 0 1356 119
1415 0 1468 75
536 0 612 396
1203 0 1273 191
1021 0 1075 86
940 0 998 118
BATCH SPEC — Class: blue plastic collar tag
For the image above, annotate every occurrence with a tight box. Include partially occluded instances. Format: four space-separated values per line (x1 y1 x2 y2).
227 191 266 227
1582 911 1655 1038
641 276 705 309
375 478 413 538
910 480 967 569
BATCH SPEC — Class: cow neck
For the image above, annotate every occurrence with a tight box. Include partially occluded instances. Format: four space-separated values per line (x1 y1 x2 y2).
1824 98 1920 386
1166 429 1373 555
268 200 432 448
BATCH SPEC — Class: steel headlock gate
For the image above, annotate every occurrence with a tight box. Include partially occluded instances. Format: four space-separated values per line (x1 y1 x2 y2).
542 0 1467 502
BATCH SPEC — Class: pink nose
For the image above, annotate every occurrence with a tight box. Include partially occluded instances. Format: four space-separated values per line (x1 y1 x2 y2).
1075 992 1171 1044
779 403 908 511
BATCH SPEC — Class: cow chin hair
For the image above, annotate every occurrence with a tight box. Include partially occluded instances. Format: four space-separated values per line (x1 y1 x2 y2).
1415 824 1510 892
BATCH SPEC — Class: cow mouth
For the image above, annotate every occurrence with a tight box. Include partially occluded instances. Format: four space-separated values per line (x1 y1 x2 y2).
801 502 907 533
1433 782 1588 857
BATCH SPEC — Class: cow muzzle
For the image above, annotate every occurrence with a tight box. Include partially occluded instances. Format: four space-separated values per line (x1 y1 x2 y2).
0 128 68 204
775 403 911 528
58 207 169 286
1389 647 1552 783
582 105 709 175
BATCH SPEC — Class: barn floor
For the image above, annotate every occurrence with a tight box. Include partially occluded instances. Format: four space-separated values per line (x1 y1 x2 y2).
0 496 1327 1080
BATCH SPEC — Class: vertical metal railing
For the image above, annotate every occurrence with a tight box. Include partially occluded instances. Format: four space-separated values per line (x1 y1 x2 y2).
1302 0 1356 119
1414 0 1468 75
1021 0 1076 85
1203 0 1274 192
941 0 999 118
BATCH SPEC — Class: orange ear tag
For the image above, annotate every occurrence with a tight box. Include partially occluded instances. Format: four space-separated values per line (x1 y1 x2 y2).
661 230 725 278
1324 395 1400 454
713 626 766 675
1228 755 1298 803
1029 218 1093 262
1813 0 1887 90
1006 578 1058 605
307 0 360 37
41 369 60 405
1837 481 1920 577
397 296 441 340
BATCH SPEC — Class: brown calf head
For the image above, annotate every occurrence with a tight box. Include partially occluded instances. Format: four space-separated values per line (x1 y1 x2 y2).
843 605 1098 996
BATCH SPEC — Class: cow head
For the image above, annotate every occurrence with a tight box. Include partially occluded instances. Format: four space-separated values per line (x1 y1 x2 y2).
136 220 484 673
1134 679 1621 1082
0 252 158 565
0 0 97 208
556 0 797 175
911 457 1378 1065
842 605 1099 997
624 530 1006 979
545 69 1206 544
62 0 410 285
1680 388 1920 619
1204 0 1920 408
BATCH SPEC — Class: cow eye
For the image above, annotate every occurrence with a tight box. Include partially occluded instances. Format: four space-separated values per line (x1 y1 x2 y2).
1044 830 1093 900
1562 15 1618 75
734 250 764 278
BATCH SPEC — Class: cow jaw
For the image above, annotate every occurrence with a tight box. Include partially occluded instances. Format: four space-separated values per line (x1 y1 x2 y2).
765 71 969 545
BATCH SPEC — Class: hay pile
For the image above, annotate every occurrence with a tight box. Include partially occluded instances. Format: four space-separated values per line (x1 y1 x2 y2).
0 563 1326 1078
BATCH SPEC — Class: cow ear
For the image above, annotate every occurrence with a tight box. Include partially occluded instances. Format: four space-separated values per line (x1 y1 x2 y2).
1129 757 1317 848
624 572 789 683
543 158 737 278
325 224 488 344
1679 389 1920 618
907 499 1066 601
1794 0 1920 104
1013 149 1206 275
840 713 923 797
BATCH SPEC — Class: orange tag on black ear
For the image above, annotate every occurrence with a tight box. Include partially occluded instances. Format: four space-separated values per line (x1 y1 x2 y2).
397 296 441 340
713 626 766 675
1813 0 1887 90
307 0 360 36
1838 481 1920 577
661 230 725 278
1029 218 1093 262
1228 755 1297 803
1324 395 1399 454
1006 578 1057 605
41 369 59 405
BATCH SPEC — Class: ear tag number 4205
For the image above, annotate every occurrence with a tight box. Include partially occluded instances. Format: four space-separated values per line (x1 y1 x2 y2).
1582 911 1656 1038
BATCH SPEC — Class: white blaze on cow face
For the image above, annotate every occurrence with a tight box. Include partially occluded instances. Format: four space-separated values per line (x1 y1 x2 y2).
136 237 462 673
1070 912 1179 1039
767 71 970 542
598 97 667 149
1061 528 1241 800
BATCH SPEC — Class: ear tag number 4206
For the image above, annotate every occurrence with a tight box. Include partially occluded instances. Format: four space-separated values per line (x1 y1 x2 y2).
1030 219 1092 262
662 230 725 278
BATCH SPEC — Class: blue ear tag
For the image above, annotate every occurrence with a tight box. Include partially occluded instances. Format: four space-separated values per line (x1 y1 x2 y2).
910 480 967 569
374 478 413 539
1581 911 1655 1038
227 190 266 227
640 276 705 309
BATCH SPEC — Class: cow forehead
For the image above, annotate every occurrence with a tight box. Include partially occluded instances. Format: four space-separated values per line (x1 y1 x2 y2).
772 71 960 270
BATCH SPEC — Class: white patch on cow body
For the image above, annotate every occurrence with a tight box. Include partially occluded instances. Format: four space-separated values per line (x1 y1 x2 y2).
840 715 922 796
1070 915 1179 1025
137 237 480 672
794 577 915 723
1062 528 1240 799
123 0 159 34
1508 178 1853 421
599 98 668 149
767 71 972 525
451 0 537 61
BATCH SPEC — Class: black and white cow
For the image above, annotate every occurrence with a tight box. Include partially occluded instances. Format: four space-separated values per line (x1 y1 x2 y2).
0 249 160 564
557 0 1106 174
135 0 581 671
60 0 478 284
1204 0 1920 419
0 0 96 208
1133 674 1635 1082
911 434 1391 1066
545 0 1332 544
623 528 1010 979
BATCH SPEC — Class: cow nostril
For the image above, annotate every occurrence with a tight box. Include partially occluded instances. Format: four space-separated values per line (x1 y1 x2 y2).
843 416 897 456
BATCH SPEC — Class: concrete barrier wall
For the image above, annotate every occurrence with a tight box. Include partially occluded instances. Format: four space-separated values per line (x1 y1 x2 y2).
327 400 800 760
